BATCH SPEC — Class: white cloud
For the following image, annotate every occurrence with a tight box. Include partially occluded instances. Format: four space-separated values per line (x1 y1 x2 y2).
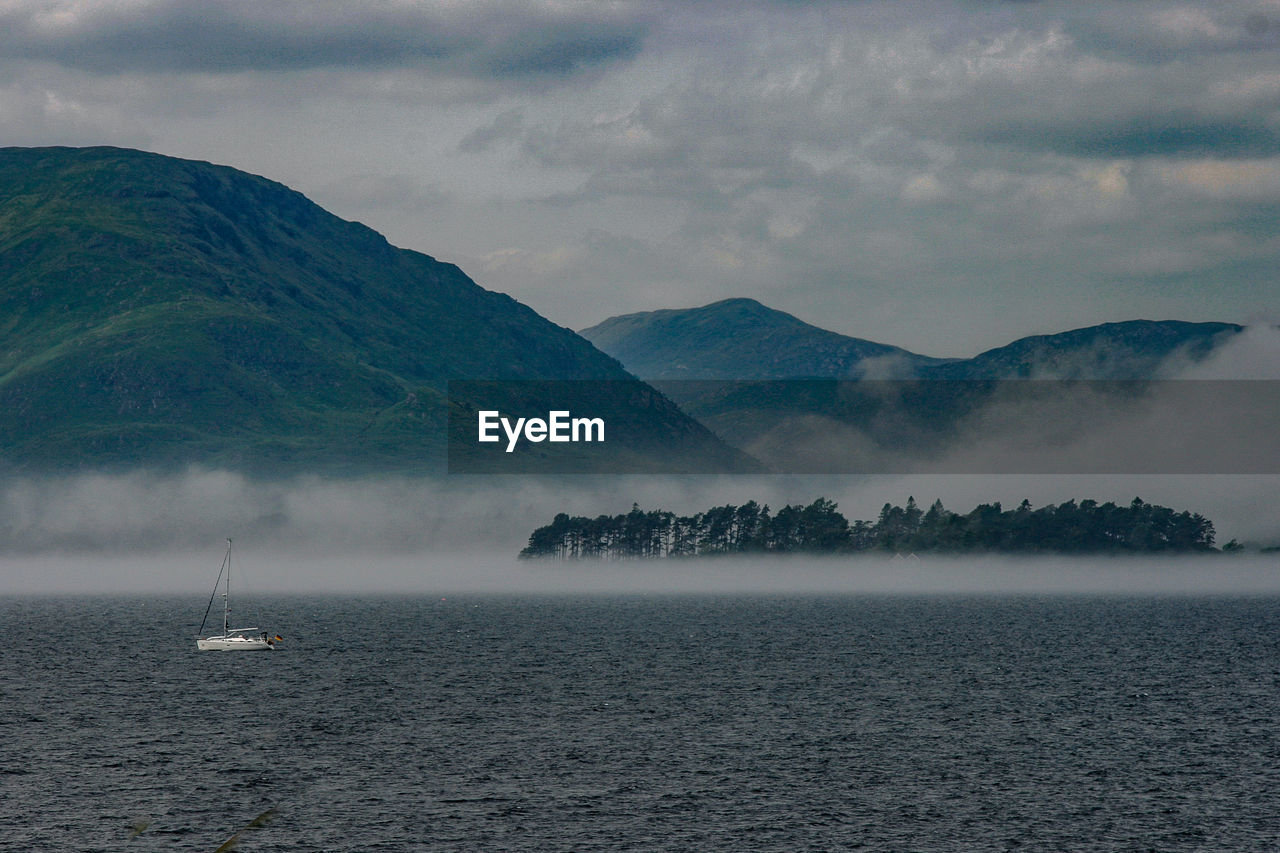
1177 322 1280 378
901 173 946 203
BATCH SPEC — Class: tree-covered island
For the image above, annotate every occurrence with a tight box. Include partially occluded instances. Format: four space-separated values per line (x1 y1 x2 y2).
519 497 1218 559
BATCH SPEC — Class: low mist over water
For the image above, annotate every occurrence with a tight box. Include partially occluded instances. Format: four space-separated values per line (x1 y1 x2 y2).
2 466 1278 594
3 469 1279 553
3 551 1279 597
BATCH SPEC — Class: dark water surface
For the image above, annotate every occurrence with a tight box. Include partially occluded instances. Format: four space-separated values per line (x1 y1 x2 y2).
3 595 1280 851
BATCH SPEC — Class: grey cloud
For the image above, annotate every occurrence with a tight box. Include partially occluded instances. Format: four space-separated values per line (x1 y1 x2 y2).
515 4 1280 219
458 108 526 153
968 114 1280 159
1069 4 1280 62
473 3 1280 341
0 0 651 80
872 22 1280 160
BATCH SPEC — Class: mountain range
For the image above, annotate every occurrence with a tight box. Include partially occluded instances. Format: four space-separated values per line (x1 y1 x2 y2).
581 300 1248 473
0 146 1249 476
580 298 1241 380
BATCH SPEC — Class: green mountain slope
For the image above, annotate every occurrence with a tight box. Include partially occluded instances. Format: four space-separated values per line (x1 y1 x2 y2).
0 146 743 473
580 297 944 379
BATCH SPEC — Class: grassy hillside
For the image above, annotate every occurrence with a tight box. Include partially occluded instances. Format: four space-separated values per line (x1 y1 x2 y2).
0 146 742 473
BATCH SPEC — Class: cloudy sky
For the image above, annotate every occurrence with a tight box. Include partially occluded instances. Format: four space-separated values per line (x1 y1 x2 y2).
2 0 1278 355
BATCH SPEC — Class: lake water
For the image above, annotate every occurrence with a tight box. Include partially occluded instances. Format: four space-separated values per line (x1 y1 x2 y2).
3 593 1280 851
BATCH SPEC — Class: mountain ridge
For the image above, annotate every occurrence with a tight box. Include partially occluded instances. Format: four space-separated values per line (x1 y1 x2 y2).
581 297 946 380
582 299 1242 380
0 146 744 474
581 299 1249 473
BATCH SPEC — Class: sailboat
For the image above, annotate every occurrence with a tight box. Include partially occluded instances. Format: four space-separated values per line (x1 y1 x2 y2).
196 539 281 651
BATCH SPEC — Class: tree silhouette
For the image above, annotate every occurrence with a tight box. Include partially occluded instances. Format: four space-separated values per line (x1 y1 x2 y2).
518 496 1218 559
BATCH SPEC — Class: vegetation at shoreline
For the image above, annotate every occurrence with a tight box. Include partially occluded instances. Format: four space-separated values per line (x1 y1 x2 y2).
519 496 1218 559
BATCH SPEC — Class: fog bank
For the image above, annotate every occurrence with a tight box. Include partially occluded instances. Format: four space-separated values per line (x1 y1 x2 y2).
3 551 1278 597
2 469 1278 559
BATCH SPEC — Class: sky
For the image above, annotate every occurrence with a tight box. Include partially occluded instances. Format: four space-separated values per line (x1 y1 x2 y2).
2 0 1278 356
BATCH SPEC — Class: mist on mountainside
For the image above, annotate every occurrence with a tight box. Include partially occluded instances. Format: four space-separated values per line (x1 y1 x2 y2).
2 322 1278 582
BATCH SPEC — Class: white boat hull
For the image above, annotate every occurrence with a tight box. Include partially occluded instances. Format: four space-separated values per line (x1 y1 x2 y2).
197 634 273 651
196 540 280 651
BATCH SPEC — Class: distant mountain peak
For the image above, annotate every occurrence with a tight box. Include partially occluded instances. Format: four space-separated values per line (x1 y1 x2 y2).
580 298 1248 474
581 299 935 380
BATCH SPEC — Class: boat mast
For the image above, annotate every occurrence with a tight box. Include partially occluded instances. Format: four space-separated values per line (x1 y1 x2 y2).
223 538 232 636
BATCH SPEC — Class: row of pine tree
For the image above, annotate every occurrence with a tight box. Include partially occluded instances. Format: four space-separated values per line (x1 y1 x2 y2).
519 497 1216 559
